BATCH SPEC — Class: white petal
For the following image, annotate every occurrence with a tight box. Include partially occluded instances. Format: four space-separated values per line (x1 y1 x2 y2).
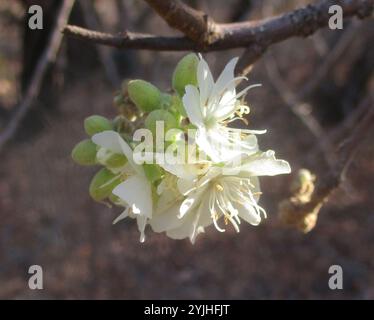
112 175 152 218
92 131 144 176
166 192 213 243
178 185 207 218
112 207 130 225
209 57 238 115
212 57 238 98
136 215 148 243
183 85 204 127
197 55 214 107
117 134 144 176
240 150 291 176
189 195 213 243
150 204 185 233
195 127 222 162
179 194 198 218
236 203 261 226
158 161 198 180
92 131 123 154
177 178 196 195
166 213 196 241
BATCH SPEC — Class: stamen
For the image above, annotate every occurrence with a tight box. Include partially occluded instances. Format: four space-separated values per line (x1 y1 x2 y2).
215 183 224 192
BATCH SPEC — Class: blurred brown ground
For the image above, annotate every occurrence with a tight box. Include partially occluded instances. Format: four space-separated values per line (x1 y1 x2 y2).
0 0 373 299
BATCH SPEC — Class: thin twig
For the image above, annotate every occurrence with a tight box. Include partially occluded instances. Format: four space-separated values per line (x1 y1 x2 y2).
307 99 373 208
80 0 121 87
0 0 76 152
298 20 361 99
264 53 336 167
261 20 361 167
63 0 373 52
236 0 372 75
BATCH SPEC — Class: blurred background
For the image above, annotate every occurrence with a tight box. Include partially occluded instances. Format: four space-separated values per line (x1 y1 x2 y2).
0 0 373 299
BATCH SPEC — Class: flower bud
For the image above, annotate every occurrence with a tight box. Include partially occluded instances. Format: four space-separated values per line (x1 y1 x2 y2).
84 115 113 136
109 193 123 205
71 139 97 166
127 80 161 112
113 94 125 107
160 93 172 110
89 168 122 201
172 53 198 96
145 109 178 135
143 164 163 183
171 95 186 117
96 147 128 169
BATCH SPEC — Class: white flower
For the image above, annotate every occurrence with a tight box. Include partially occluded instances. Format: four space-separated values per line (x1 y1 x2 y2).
182 55 264 162
151 149 291 243
92 131 152 242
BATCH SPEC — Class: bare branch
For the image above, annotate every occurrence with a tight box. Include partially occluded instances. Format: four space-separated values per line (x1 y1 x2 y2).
0 0 76 152
143 0 219 44
80 0 121 87
63 0 373 54
264 53 336 167
63 25 195 51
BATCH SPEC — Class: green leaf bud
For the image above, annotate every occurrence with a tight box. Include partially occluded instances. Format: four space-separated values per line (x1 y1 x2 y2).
96 148 128 169
172 53 198 97
84 115 113 136
145 109 178 135
89 168 122 202
71 139 97 166
127 80 162 112
171 95 186 118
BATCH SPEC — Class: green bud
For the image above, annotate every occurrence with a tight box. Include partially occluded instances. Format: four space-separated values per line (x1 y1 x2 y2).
145 109 178 135
84 115 113 136
143 164 163 183
160 93 172 110
113 94 124 107
71 139 97 166
171 95 186 118
172 53 198 97
127 80 161 112
96 148 127 168
89 168 122 201
109 193 123 205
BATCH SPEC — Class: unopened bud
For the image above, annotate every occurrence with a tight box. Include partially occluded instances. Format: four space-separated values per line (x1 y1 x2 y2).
172 53 198 96
71 139 97 166
89 168 122 201
145 109 178 135
96 148 127 169
171 95 186 117
127 80 161 112
84 115 113 136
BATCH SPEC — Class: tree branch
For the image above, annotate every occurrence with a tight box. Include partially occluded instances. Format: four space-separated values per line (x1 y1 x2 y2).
0 0 76 152
143 0 219 44
63 25 195 50
63 0 373 54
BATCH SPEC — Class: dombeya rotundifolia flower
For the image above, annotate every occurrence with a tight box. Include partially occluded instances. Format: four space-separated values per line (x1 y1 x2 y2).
182 54 263 162
152 149 291 243
92 130 153 242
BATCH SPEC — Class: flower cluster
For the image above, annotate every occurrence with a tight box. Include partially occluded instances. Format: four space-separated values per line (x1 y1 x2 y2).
71 53 291 243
